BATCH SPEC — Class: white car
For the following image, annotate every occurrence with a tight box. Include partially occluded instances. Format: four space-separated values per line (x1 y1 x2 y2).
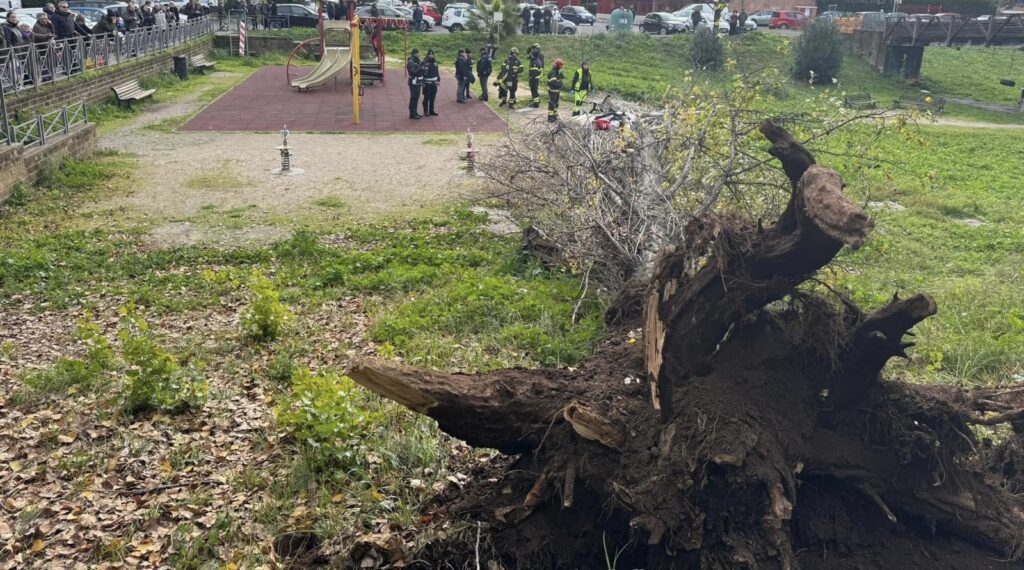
674 7 756 32
441 3 479 32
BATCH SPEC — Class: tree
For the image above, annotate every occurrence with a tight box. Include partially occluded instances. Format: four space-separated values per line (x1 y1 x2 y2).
793 19 843 83
469 0 518 39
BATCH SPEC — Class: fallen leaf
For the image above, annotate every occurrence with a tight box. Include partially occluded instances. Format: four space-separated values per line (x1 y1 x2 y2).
57 433 77 444
31 539 45 553
10 461 23 473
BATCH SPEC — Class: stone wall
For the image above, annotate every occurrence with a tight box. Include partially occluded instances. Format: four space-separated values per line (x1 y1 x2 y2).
0 124 98 204
6 37 213 119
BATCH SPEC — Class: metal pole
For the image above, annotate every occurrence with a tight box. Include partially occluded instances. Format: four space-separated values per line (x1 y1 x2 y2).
0 85 9 146
37 115 45 146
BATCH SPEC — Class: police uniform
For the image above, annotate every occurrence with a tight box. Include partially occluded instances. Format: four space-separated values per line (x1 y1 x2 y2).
421 53 440 116
407 51 423 119
496 50 523 109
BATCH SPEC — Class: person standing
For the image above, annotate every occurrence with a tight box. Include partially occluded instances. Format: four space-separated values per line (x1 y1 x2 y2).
52 2 76 40
476 46 492 102
543 5 552 34
455 49 471 103
411 1 422 30
33 13 56 42
407 48 423 119
520 3 531 34
154 4 167 29
728 10 738 35
690 7 702 30
495 47 522 109
532 7 542 34
738 10 747 30
2 12 22 47
420 49 440 116
570 61 593 116
43 3 57 17
124 3 140 30
527 43 543 108
463 47 474 100
546 58 565 123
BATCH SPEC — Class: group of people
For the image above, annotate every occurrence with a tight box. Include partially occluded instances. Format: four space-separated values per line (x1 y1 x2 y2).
403 43 591 123
520 4 558 35
407 45 496 119
688 3 749 35
0 0 207 49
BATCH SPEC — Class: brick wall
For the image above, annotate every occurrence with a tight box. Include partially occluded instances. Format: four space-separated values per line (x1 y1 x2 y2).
213 34 297 55
6 37 213 119
0 124 98 204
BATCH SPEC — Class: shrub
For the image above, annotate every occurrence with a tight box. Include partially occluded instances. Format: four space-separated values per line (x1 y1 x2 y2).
690 28 724 71
792 20 842 84
275 369 383 468
266 352 297 385
118 311 208 415
240 271 293 342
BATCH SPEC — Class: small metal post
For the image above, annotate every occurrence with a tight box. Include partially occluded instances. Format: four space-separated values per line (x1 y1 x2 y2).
62 106 70 134
273 125 303 175
462 129 478 175
37 115 46 145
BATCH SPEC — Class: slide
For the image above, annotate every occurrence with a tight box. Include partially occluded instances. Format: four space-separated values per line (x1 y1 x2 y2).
291 47 351 91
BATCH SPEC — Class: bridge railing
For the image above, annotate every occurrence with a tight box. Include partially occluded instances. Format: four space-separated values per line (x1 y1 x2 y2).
0 16 214 97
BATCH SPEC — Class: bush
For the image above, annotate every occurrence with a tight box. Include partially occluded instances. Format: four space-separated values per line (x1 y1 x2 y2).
275 369 383 468
690 28 724 70
240 271 293 342
118 311 208 415
792 20 842 84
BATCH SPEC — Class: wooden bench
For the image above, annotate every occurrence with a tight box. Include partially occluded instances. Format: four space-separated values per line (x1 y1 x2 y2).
189 54 216 74
844 93 877 109
896 94 946 113
111 80 156 106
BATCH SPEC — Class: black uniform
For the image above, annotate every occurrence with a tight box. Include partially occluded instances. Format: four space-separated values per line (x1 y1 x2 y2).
407 53 423 119
496 53 523 108
421 55 440 116
520 5 531 33
532 8 542 34
528 48 544 108
547 66 565 122
476 50 492 102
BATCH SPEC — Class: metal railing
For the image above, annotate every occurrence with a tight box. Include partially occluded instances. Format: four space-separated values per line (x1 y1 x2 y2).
3 101 87 147
0 16 214 96
219 11 290 32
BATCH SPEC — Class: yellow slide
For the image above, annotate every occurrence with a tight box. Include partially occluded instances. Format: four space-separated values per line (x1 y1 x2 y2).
291 47 352 91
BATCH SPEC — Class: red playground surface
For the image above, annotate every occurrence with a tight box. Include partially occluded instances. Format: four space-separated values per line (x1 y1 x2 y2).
182 65 508 133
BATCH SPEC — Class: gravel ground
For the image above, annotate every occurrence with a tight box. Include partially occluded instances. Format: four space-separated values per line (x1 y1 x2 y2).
97 75 493 248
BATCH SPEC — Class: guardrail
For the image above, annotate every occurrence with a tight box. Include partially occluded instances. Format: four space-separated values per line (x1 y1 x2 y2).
0 16 214 96
1 101 87 147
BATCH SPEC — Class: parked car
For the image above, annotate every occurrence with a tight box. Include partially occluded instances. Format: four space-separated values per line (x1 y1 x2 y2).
673 7 755 32
419 1 441 21
559 5 594 25
768 11 806 29
355 4 415 28
748 9 775 26
276 3 320 27
552 9 576 34
642 11 688 33
817 10 849 21
394 5 435 30
441 3 479 32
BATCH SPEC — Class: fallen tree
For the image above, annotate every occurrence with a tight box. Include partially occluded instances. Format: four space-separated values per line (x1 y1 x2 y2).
347 122 1024 569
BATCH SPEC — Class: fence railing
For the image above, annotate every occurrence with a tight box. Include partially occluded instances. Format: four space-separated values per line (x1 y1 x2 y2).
0 16 214 96
219 12 290 32
2 101 87 147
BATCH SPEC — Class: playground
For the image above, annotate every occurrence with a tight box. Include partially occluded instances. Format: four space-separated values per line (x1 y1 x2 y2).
185 16 505 133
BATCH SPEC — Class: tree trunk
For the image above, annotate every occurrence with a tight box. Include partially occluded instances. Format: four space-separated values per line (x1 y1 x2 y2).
346 122 1024 569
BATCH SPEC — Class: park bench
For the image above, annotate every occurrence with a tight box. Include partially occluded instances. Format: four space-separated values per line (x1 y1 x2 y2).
896 94 946 113
111 80 156 107
190 54 217 74
844 93 877 109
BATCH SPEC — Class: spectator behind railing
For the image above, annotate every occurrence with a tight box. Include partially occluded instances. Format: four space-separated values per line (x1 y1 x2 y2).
74 14 92 36
142 5 156 27
154 4 168 29
18 23 34 43
54 3 77 40
125 4 140 31
3 12 25 47
33 14 57 43
92 12 116 34
43 3 58 18
168 3 181 25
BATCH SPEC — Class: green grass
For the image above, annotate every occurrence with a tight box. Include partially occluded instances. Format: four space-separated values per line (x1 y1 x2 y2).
814 125 1024 385
922 46 1024 105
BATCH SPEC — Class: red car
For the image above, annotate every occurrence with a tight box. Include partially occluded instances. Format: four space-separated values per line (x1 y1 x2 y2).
768 11 807 29
420 1 441 21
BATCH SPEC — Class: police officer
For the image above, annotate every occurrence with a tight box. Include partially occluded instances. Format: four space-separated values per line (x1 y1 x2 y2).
528 44 544 108
477 46 493 102
407 48 424 119
421 49 440 116
547 58 565 123
495 47 523 109
570 61 594 116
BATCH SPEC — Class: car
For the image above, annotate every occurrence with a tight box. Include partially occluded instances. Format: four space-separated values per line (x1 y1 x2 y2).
275 3 319 27
394 5 435 29
817 10 850 22
642 11 689 33
552 9 576 34
674 7 754 32
768 11 806 29
748 9 774 26
355 4 415 28
418 1 440 21
441 3 479 32
559 5 594 25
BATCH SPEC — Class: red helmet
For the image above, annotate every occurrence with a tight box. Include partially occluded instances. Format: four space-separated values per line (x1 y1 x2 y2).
554 58 564 69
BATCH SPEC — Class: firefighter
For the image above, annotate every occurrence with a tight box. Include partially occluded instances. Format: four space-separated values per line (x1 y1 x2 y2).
407 48 424 119
495 47 523 109
421 49 440 116
528 43 544 108
570 61 593 116
547 58 565 123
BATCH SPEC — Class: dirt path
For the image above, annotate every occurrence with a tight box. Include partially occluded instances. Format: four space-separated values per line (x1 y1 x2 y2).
96 74 495 248
931 117 1024 130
